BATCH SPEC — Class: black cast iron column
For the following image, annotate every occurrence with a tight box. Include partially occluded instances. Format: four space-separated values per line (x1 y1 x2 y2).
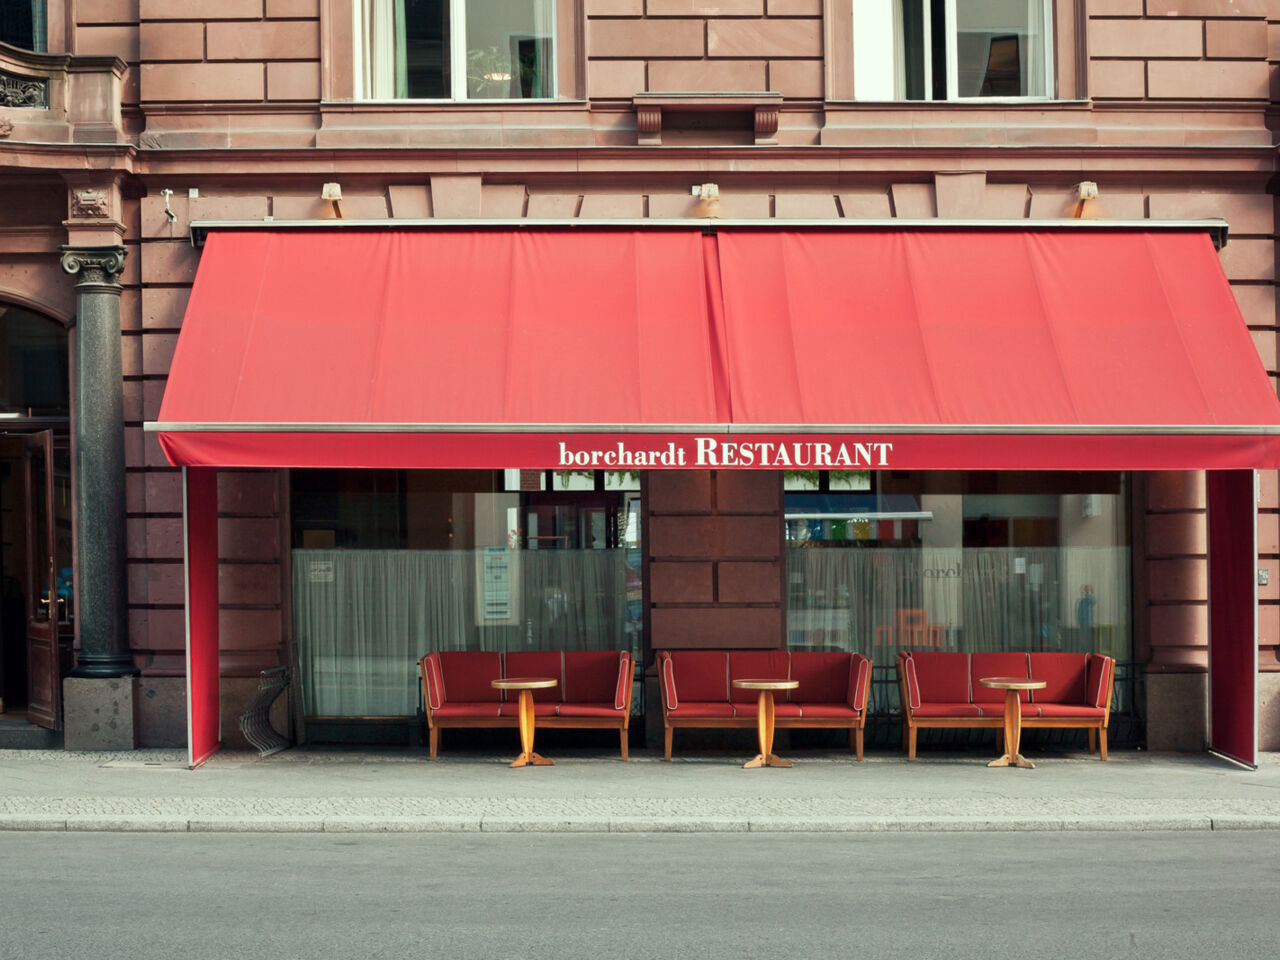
60 245 138 679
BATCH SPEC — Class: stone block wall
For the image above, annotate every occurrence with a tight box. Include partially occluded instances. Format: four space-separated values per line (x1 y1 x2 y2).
586 0 823 99
1089 1 1271 100
645 471 785 651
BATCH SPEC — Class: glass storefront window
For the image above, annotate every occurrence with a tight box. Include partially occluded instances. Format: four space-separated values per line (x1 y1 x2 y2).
786 472 1131 672
291 469 641 718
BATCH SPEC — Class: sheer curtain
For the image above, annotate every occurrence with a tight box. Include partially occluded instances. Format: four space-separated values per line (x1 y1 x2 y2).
786 546 1130 659
1022 0 1049 97
354 0 406 99
293 549 631 717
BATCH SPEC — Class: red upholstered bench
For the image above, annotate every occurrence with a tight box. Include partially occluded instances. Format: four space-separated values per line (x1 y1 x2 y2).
657 650 872 761
418 650 634 760
896 651 1115 761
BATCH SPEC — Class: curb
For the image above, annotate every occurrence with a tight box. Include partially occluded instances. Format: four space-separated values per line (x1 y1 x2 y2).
4 814 1280 834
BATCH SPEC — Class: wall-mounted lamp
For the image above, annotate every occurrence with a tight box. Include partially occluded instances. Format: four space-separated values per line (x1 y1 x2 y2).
321 182 344 219
1073 181 1098 218
691 182 720 202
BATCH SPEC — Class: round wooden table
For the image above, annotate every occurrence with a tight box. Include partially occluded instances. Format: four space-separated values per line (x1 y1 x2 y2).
978 677 1047 769
732 679 800 769
491 678 558 768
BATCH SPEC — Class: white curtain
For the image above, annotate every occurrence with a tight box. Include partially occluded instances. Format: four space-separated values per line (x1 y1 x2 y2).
293 549 633 717
786 546 1130 658
355 0 401 99
1022 0 1049 97
532 0 555 97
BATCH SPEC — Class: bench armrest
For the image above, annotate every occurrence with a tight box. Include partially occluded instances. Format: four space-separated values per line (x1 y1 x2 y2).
1088 654 1115 714
897 652 920 714
419 653 444 713
616 652 633 713
847 654 872 712
658 651 676 713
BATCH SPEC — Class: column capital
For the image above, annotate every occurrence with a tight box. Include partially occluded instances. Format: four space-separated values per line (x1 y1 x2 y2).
59 245 126 288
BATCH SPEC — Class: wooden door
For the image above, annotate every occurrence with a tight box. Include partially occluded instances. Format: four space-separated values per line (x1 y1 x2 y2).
23 430 61 729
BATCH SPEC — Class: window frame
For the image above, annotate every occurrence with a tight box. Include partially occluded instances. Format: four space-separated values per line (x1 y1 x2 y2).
347 0 563 104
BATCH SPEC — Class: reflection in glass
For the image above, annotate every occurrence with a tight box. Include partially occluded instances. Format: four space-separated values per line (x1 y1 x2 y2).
0 305 69 418
953 0 1047 97
0 1 46 52
465 0 554 99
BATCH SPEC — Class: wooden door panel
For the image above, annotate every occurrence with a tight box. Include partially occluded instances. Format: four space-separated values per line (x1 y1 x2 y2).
23 431 59 730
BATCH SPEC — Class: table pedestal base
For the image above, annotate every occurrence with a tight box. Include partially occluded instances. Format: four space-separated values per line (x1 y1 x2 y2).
744 753 792 769
508 689 554 768
744 690 792 769
988 688 1034 769
511 752 554 768
987 753 1034 769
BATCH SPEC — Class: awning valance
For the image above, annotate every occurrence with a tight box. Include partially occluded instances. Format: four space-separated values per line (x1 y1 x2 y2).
150 225 1280 471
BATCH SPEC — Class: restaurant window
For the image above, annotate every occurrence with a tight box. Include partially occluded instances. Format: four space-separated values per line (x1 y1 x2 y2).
852 0 1052 100
0 1 46 52
786 471 1130 704
289 469 640 719
353 0 555 100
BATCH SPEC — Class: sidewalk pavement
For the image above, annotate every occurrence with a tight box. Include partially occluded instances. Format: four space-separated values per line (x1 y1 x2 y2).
2 745 1279 834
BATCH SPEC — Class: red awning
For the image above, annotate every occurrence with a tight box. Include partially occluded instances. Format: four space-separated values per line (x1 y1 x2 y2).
151 226 1280 470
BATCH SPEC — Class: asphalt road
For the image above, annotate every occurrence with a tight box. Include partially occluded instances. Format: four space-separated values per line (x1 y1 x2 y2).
1 831 1276 960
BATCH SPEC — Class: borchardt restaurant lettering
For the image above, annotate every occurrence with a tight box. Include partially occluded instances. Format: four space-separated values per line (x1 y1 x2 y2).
557 439 895 469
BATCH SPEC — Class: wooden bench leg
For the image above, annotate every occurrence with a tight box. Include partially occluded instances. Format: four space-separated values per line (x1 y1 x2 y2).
620 727 629 762
854 727 864 762
995 729 1003 755
1087 728 1097 754
907 725 917 761
664 726 673 762
1099 727 1108 761
429 726 439 761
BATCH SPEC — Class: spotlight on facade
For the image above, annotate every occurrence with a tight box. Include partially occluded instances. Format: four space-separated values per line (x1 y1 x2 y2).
321 182 344 219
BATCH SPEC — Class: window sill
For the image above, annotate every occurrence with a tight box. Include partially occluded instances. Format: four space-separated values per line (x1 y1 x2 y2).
334 98 582 108
830 99 1091 108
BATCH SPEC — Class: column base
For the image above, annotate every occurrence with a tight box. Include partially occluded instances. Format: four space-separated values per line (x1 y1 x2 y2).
63 677 138 750
69 653 141 679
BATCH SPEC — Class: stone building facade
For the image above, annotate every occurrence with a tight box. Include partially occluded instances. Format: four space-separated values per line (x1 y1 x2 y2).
1 0 1278 752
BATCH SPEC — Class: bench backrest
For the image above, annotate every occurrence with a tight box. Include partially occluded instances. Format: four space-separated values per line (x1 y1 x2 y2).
659 650 870 711
898 650 1111 708
421 649 631 710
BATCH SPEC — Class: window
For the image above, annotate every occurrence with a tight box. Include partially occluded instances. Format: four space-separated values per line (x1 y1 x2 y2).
353 0 555 100
853 0 1051 101
0 1 46 52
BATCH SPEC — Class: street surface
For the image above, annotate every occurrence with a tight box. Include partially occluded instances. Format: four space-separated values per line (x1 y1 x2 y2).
0 831 1276 960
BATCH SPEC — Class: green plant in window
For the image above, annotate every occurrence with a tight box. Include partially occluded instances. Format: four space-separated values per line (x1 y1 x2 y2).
555 470 596 489
784 470 821 489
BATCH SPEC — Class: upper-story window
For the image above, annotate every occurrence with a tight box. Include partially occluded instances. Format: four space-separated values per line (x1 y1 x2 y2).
0 1 46 52
354 0 555 100
853 0 1052 101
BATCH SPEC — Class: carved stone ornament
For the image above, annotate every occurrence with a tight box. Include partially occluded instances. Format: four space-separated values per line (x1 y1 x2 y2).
60 247 127 286
71 188 112 219
754 105 780 141
0 117 12 138
635 105 662 137
0 71 48 108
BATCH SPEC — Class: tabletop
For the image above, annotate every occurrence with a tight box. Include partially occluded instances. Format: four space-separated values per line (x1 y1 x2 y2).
732 679 800 691
491 677 559 691
978 676 1047 691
